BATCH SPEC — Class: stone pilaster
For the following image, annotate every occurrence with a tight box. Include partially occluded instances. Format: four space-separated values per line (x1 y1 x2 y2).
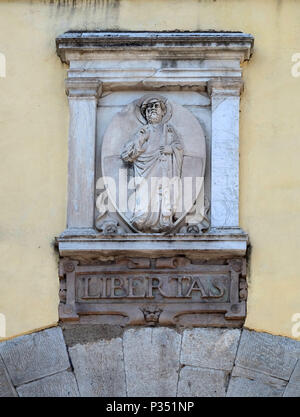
62 78 102 237
208 78 244 231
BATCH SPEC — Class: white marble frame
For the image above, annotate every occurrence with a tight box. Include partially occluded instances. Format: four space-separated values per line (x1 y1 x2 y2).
56 32 253 255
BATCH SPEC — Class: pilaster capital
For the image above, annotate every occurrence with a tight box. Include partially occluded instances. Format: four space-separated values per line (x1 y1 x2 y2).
207 78 244 97
65 78 102 99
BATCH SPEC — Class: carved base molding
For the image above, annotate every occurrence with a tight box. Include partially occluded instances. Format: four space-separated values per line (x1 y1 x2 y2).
59 254 247 327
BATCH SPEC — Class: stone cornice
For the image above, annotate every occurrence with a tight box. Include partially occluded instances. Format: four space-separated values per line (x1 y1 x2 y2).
56 31 254 64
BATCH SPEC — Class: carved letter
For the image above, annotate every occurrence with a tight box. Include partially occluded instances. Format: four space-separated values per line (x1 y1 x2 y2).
128 277 146 298
110 277 127 298
146 277 168 298
185 277 208 298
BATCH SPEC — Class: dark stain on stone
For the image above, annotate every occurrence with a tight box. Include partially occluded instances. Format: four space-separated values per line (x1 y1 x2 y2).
61 324 186 346
161 60 178 69
246 242 252 284
46 0 120 9
61 324 125 346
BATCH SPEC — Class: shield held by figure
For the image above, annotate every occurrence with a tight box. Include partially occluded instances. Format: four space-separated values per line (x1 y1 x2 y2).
100 94 206 234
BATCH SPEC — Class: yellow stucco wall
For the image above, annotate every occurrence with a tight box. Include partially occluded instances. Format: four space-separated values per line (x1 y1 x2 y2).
0 0 300 340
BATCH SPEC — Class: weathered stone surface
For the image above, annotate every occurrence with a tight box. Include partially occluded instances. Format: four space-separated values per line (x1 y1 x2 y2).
123 327 181 397
0 356 17 397
231 365 287 385
181 328 241 371
283 383 300 397
1 324 299 398
63 78 101 232
57 32 254 65
227 376 286 397
177 366 227 397
62 324 124 347
289 360 300 385
59 257 247 327
209 80 242 228
16 371 79 397
235 330 300 380
227 365 287 398
0 327 70 386
69 337 126 397
283 360 300 397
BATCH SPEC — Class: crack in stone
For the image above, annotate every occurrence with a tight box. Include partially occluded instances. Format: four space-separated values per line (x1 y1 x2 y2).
225 328 243 395
176 331 184 397
121 333 129 397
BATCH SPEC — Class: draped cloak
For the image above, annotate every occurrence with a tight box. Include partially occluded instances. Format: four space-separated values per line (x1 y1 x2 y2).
121 122 184 232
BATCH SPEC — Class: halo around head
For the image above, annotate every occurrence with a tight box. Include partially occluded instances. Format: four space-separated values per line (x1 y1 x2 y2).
134 94 172 125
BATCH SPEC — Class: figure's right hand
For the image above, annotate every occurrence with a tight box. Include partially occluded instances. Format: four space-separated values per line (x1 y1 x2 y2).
138 128 150 146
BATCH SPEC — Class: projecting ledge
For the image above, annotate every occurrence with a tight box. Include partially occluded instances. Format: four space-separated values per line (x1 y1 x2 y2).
57 231 248 259
56 31 254 64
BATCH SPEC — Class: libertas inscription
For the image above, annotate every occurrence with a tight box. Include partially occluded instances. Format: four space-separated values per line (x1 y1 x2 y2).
79 275 226 300
59 257 247 326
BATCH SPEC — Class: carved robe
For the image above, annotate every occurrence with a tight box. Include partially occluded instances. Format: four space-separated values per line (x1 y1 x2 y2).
121 123 184 232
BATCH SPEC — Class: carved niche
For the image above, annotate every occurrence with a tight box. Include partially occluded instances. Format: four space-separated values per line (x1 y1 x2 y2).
56 32 254 327
97 93 207 234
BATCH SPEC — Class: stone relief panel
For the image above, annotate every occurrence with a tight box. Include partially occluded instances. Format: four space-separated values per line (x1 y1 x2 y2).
59 256 247 327
56 31 253 328
95 91 210 235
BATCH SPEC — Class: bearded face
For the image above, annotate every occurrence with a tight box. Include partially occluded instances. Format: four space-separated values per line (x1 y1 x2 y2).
144 100 164 124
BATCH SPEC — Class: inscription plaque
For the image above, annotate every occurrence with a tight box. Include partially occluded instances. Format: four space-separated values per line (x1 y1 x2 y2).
59 257 247 327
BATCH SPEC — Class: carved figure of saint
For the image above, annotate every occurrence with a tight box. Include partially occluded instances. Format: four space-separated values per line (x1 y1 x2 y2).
121 96 184 232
